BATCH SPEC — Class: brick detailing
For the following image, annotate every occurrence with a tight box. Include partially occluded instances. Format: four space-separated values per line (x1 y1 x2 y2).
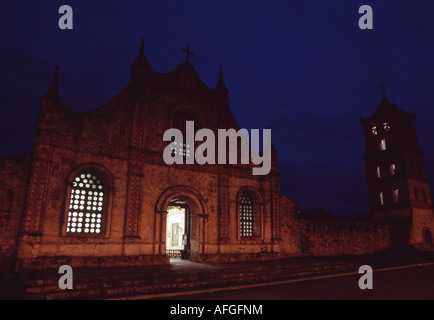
0 188 13 211
0 189 13 235
131 102 146 149
44 128 262 181
23 159 51 234
218 173 229 240
124 173 142 238
271 176 281 240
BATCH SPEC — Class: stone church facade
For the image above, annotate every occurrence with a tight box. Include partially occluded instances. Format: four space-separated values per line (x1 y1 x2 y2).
0 41 433 272
0 40 299 271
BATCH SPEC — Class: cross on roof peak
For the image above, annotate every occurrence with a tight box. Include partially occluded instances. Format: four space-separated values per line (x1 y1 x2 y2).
181 45 194 63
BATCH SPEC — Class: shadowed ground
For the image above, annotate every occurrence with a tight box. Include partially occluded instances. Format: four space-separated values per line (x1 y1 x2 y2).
1 247 433 300
166 264 434 300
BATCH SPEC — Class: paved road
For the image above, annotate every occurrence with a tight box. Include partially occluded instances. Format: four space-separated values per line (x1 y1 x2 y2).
168 264 434 300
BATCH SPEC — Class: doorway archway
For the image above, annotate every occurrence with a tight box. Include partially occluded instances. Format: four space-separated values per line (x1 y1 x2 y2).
166 198 192 260
155 186 207 262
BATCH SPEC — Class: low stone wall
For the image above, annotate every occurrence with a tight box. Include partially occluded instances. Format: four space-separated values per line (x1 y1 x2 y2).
301 220 392 256
16 254 169 270
194 252 283 264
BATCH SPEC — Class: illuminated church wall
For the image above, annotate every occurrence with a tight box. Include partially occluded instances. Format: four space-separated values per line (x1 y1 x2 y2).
0 41 433 272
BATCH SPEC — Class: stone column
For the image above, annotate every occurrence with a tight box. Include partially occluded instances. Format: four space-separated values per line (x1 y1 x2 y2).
271 173 282 242
218 172 230 242
156 210 168 255
22 131 53 235
198 213 209 255
17 131 53 264
124 174 142 238
124 92 146 239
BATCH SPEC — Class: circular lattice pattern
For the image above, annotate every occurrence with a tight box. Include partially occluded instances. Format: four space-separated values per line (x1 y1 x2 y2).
66 173 104 234
240 194 253 237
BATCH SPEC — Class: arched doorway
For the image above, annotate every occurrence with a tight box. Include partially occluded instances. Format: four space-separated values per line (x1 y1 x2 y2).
423 229 433 248
166 198 192 260
155 186 207 262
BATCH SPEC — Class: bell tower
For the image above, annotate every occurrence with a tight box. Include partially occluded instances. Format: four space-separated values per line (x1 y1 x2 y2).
360 89 434 246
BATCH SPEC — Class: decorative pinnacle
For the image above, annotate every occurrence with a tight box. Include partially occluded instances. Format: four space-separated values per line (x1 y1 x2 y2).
139 37 145 56
46 65 61 102
131 37 150 81
216 65 227 93
52 66 60 86
218 66 224 82
381 85 386 98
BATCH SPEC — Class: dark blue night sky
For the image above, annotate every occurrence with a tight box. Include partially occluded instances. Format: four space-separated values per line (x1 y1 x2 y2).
1 1 433 216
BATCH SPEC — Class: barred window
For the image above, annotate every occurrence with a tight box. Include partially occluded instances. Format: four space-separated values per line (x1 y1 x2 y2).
66 172 105 234
171 109 194 159
240 193 254 238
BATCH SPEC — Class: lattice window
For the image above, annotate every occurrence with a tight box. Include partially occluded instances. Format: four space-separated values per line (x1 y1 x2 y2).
240 193 254 238
171 109 194 160
66 172 105 234
171 142 191 158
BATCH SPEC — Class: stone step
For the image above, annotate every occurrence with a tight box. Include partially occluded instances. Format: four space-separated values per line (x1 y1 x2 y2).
23 261 352 290
22 260 355 299
23 259 351 279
